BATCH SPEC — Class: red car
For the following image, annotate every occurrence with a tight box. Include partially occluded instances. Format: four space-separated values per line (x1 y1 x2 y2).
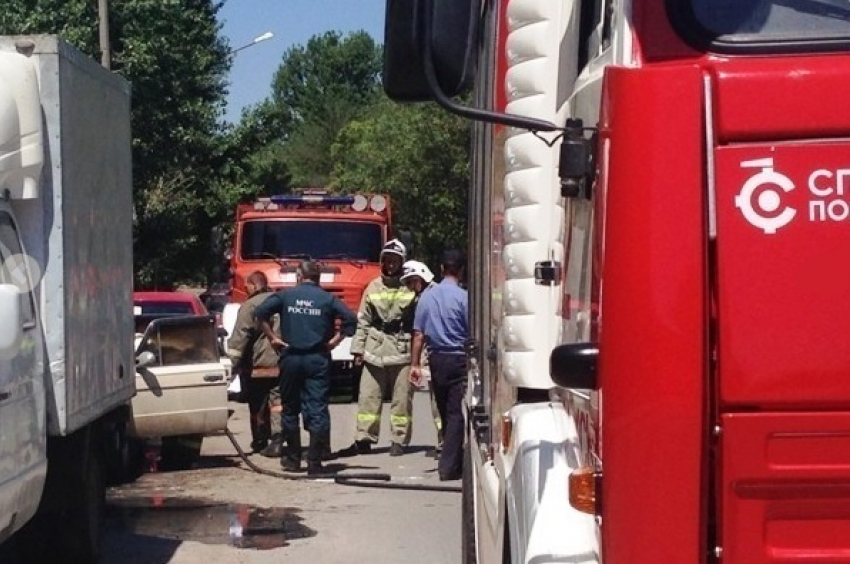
133 291 210 334
133 291 208 316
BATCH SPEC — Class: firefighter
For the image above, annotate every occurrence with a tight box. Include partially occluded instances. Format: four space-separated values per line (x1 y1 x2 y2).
400 260 443 458
226 271 280 454
338 239 416 457
254 260 357 474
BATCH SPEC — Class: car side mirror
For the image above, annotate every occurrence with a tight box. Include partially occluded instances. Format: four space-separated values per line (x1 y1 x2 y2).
0 284 23 357
136 350 157 368
550 343 598 389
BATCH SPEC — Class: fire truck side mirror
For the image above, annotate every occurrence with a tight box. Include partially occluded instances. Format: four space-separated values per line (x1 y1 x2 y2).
550 342 598 389
383 0 561 133
383 0 480 102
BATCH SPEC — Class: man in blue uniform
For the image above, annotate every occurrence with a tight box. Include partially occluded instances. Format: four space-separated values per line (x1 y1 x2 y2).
410 250 468 481
255 260 357 475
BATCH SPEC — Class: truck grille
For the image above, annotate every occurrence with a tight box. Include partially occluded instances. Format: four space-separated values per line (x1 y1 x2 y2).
327 287 362 313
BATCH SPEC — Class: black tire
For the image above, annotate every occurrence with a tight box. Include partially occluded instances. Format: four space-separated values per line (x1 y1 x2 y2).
102 417 127 485
67 445 105 562
16 427 104 563
462 441 477 564
118 437 146 483
103 417 144 484
160 434 203 470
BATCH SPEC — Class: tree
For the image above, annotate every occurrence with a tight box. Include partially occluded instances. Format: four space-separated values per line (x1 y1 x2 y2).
330 99 470 267
0 0 231 288
260 30 383 187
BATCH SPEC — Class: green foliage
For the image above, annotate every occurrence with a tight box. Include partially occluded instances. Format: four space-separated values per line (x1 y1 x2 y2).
0 0 231 289
270 31 382 131
0 7 470 287
0 1 98 50
266 31 382 187
330 99 469 268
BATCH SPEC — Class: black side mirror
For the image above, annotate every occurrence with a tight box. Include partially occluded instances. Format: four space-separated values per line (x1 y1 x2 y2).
382 0 560 132
383 0 481 101
550 343 598 389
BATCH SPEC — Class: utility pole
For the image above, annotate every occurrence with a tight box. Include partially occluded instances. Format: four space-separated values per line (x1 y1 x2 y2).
98 0 111 69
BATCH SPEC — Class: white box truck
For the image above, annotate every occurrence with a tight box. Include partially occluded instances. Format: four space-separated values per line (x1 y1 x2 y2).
0 36 134 561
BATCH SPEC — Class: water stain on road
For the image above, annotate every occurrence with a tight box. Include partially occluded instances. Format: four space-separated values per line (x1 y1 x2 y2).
107 496 316 550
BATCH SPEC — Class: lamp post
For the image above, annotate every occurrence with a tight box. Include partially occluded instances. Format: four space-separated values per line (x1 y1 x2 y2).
98 0 110 69
229 32 275 56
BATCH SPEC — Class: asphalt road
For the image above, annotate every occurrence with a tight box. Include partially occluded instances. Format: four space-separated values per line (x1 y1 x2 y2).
102 389 462 563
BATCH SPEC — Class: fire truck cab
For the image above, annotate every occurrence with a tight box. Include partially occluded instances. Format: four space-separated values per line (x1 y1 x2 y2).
225 191 393 400
384 0 850 562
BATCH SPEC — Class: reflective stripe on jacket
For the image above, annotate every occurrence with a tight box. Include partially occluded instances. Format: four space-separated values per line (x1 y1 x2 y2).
350 275 416 367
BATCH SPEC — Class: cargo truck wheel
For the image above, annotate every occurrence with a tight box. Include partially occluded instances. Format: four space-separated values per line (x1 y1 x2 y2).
63 443 105 562
15 427 104 563
462 441 477 564
103 416 143 484
160 434 203 470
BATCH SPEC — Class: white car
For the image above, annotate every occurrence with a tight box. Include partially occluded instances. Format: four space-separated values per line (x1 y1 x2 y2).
131 315 229 470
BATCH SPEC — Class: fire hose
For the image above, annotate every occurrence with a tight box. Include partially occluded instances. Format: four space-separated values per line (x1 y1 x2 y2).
225 428 462 493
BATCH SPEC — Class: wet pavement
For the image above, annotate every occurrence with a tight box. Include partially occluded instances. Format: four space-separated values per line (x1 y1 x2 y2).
106 494 316 550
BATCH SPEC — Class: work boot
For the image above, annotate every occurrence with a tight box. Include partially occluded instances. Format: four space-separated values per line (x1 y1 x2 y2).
336 439 372 458
250 439 269 453
389 442 405 457
306 432 330 476
259 434 283 458
281 429 302 466
319 432 335 461
280 456 302 472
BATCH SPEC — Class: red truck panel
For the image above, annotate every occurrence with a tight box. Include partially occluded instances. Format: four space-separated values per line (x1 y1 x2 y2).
715 143 850 409
599 64 707 563
721 412 850 563
713 58 850 143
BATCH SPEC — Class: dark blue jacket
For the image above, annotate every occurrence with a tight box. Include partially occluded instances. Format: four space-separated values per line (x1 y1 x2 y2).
254 281 356 351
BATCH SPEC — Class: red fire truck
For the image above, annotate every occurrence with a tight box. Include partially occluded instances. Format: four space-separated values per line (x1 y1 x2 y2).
225 191 393 399
385 0 850 562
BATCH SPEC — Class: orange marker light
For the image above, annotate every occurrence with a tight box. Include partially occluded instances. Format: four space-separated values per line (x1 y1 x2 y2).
569 466 602 515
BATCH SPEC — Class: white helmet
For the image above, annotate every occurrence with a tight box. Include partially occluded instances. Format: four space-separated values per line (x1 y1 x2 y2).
380 238 407 259
400 260 434 284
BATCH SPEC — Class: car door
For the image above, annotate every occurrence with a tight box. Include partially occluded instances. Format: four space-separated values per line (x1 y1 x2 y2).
130 315 228 438
0 208 44 538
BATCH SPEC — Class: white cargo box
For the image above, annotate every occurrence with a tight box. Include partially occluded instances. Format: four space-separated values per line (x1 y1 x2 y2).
0 36 135 435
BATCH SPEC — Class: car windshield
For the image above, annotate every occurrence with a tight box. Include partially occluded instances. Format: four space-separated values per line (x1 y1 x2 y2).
240 220 383 262
689 0 850 43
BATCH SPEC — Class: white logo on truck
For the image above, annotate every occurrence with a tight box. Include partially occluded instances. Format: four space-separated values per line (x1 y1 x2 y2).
735 158 796 234
806 168 850 222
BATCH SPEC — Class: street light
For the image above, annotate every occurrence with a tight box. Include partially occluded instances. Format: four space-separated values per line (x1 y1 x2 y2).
229 31 275 55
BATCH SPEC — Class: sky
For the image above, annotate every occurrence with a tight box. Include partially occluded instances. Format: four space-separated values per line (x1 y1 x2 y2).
217 0 386 123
